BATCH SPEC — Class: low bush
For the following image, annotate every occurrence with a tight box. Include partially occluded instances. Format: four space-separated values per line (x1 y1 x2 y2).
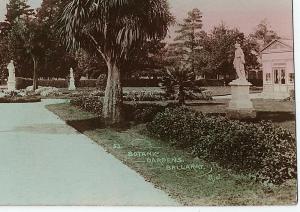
16 78 98 89
123 103 166 123
123 90 165 102
147 107 296 185
185 90 213 101
70 96 103 116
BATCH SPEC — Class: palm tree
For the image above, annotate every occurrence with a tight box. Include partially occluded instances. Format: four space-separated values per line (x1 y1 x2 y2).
162 62 202 105
59 0 173 125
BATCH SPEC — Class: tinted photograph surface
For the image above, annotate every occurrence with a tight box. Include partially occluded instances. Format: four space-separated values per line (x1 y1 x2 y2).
0 0 297 206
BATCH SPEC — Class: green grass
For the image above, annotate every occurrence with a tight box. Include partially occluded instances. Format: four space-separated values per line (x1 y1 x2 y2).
46 103 297 206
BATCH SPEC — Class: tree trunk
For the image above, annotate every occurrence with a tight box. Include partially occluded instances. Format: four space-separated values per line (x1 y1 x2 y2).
32 56 38 91
178 85 185 105
103 60 123 125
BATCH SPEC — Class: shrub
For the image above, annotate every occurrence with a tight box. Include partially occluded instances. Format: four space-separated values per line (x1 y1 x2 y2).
96 74 107 89
70 96 103 116
78 79 97 87
123 90 165 101
122 103 166 123
147 107 296 184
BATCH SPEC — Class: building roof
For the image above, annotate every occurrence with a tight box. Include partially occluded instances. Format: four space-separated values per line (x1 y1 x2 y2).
261 39 293 53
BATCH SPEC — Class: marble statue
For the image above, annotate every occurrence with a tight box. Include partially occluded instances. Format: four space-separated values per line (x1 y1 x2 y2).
227 43 254 115
7 60 16 91
68 68 76 91
233 43 246 80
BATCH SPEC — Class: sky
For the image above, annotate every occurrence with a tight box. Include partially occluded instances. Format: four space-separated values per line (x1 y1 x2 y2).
0 0 294 39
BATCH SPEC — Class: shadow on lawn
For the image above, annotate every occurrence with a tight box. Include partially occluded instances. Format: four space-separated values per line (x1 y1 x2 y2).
66 117 132 133
234 111 295 123
255 111 295 123
66 118 105 133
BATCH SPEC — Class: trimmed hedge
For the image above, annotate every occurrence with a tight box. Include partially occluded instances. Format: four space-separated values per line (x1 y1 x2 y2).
146 107 297 185
195 79 225 87
15 78 98 89
39 79 67 88
123 79 161 87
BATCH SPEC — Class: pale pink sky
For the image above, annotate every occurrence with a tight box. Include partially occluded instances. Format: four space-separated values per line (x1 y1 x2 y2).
0 0 294 38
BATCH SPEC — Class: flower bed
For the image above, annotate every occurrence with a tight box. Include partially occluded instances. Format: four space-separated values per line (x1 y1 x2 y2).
123 90 165 101
146 107 297 185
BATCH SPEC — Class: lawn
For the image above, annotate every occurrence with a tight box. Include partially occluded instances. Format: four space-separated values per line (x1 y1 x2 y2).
46 102 297 206
190 99 296 134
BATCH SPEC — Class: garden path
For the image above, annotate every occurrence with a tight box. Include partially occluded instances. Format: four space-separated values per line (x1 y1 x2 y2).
0 99 178 206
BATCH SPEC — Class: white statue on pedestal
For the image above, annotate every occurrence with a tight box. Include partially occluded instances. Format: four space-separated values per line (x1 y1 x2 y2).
68 68 76 91
7 60 16 91
228 43 254 114
233 43 247 81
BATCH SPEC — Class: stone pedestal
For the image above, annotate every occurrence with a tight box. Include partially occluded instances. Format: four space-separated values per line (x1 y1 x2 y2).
7 60 16 92
227 79 255 119
7 78 16 92
69 78 76 91
68 68 76 91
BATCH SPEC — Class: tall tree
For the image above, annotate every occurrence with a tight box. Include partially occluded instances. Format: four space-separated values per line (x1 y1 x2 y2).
201 23 259 80
0 0 34 80
172 8 205 74
123 39 168 80
5 0 34 24
162 62 201 105
12 17 48 90
36 0 76 79
59 0 173 125
251 19 280 47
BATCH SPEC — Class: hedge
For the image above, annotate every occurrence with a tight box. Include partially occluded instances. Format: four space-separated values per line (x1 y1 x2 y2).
15 78 97 89
122 79 161 87
16 78 33 90
146 107 296 185
195 79 225 87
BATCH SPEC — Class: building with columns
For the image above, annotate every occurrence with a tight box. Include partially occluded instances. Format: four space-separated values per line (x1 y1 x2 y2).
261 39 294 99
